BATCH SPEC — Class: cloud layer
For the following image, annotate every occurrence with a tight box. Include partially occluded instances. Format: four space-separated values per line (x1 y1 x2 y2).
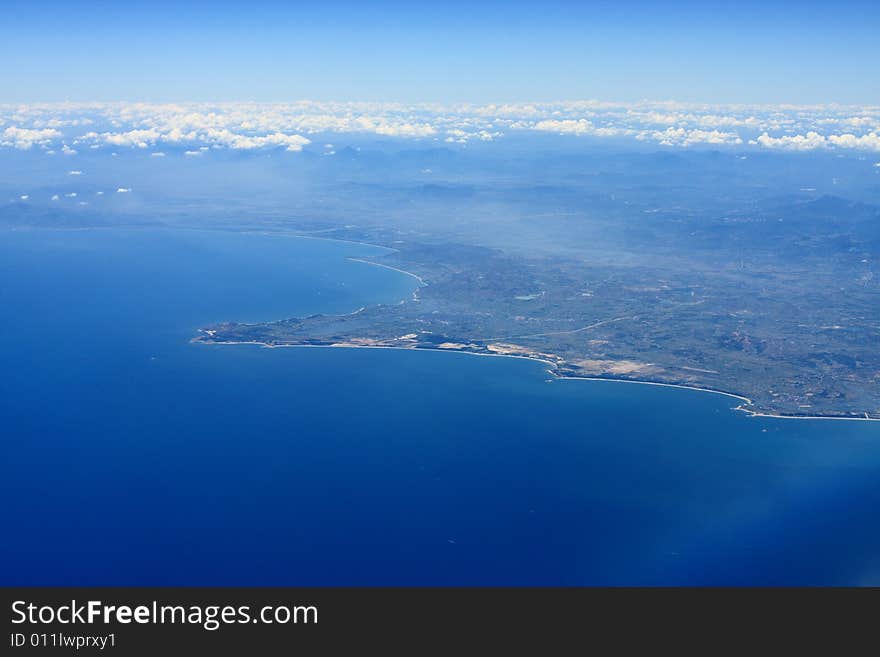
1 100 879 153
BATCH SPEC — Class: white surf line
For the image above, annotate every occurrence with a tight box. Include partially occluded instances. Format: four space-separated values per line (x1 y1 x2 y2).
733 406 880 422
556 375 879 422
554 374 754 404
195 339 880 423
280 232 399 252
184 230 876 424
346 258 427 286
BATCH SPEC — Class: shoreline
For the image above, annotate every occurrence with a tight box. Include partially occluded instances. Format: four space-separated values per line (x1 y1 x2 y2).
25 226 877 423
192 336 880 422
189 229 879 424
346 257 427 286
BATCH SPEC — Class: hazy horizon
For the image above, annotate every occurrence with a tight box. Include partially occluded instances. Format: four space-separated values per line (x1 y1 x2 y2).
3 0 879 105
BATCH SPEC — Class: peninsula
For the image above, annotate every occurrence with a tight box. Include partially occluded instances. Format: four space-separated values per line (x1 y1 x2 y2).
195 224 880 421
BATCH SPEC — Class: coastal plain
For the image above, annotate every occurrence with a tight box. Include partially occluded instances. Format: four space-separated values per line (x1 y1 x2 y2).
196 199 880 420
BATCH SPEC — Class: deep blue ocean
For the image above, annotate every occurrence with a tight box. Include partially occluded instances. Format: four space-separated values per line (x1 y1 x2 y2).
2 227 880 585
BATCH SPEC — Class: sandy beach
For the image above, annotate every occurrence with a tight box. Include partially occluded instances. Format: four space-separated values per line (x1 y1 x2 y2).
192 334 880 423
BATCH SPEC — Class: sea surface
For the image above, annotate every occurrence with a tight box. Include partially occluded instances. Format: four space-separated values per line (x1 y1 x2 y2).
2 227 880 585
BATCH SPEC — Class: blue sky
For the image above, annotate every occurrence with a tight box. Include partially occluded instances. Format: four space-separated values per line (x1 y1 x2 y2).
2 0 878 104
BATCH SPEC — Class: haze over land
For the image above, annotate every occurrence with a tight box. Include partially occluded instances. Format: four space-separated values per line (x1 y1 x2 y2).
3 100 879 418
4 0 880 587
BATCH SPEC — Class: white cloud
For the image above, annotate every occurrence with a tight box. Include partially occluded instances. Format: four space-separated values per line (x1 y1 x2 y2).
83 128 161 148
827 132 880 150
151 152 166 157
116 188 131 193
1 126 61 149
2 100 880 153
19 194 29 200
68 170 82 175
61 144 77 155
533 119 595 135
753 131 880 152
640 127 743 147
203 129 311 151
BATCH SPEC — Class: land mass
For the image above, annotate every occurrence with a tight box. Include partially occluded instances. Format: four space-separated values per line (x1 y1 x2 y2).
12 143 872 419
194 220 880 420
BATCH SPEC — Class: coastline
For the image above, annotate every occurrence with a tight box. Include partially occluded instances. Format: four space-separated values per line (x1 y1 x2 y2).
346 257 428 286
192 336 880 422
20 228 879 422
190 230 879 424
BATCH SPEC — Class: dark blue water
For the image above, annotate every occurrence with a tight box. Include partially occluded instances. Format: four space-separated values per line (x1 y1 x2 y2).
2 227 880 585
